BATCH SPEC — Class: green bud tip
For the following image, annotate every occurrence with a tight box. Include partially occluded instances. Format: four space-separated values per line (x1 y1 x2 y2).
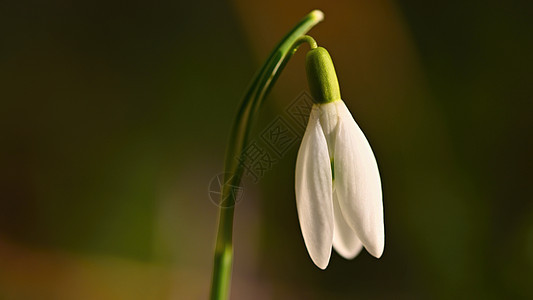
310 10 324 22
305 47 341 104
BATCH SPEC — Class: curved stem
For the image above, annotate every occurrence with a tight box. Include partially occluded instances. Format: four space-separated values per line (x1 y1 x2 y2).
210 11 324 300
293 35 318 50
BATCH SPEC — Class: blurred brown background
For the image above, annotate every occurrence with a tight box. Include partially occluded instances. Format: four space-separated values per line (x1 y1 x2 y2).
1 0 532 299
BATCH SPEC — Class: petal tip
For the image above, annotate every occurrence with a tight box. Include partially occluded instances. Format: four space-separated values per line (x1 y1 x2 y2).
309 250 331 270
335 247 362 260
366 238 385 259
315 260 329 270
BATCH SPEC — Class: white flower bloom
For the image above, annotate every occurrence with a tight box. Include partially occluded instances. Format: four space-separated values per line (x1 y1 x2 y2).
295 99 384 269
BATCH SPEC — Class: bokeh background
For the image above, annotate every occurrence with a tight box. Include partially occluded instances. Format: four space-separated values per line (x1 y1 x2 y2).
1 0 532 299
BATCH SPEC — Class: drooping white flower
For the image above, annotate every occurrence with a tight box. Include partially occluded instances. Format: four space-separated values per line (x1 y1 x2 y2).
295 46 384 269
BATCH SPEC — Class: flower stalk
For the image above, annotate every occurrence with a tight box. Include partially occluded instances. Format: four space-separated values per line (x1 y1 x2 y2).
210 10 324 300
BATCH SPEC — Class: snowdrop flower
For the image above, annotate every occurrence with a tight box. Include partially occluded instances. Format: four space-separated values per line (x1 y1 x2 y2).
295 47 384 269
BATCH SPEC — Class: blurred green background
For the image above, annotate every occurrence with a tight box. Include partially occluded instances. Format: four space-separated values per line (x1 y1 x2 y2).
1 0 532 299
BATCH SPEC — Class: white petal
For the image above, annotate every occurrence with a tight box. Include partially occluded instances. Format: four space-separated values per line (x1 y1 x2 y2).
332 190 363 259
316 102 340 155
295 107 334 269
333 101 384 258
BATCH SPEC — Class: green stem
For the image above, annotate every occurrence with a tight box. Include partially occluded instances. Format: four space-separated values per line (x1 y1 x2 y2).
209 11 323 300
293 35 318 50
